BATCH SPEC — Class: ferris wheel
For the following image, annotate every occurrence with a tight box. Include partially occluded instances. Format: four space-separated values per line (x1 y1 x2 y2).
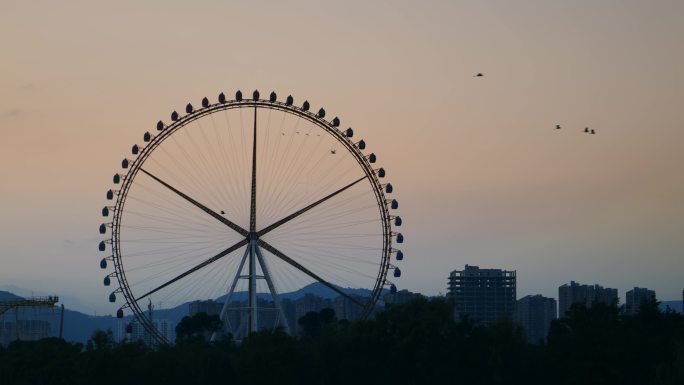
98 90 403 343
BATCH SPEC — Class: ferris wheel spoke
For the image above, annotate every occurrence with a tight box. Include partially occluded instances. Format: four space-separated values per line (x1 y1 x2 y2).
249 106 258 232
134 238 249 302
138 167 249 237
257 175 368 237
257 239 364 307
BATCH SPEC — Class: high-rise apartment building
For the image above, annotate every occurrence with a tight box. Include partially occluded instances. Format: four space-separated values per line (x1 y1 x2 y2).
625 287 656 315
333 294 364 323
514 295 557 343
447 265 516 323
558 281 618 317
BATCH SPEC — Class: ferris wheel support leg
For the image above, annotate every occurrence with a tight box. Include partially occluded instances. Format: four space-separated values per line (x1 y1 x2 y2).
248 241 258 335
255 245 291 334
212 245 250 342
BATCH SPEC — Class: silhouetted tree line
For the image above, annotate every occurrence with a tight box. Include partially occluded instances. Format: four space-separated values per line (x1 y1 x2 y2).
1 298 683 385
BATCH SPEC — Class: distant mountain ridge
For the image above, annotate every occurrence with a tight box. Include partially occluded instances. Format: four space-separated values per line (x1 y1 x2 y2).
216 282 375 302
1 283 376 344
0 291 23 301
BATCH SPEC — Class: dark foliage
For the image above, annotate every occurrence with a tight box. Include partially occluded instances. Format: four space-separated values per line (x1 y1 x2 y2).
175 311 223 343
1 298 683 385
546 300 684 385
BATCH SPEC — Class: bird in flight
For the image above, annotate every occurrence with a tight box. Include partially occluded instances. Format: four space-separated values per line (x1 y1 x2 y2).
556 125 561 130
474 73 483 77
330 149 337 154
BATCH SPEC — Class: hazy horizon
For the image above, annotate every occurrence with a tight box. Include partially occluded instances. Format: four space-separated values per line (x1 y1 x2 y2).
1 0 684 315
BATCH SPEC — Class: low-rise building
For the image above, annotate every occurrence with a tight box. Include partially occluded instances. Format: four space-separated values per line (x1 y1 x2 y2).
189 299 223 316
118 318 174 345
383 289 423 305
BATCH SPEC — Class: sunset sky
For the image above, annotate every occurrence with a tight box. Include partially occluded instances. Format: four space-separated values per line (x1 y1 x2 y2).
1 0 683 314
